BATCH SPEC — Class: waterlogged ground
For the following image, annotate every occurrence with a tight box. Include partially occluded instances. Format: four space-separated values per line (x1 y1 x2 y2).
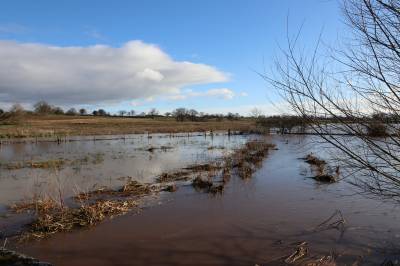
1 134 400 265
0 132 250 206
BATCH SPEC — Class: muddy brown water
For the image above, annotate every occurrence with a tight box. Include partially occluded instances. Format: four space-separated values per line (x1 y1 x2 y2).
1 134 400 265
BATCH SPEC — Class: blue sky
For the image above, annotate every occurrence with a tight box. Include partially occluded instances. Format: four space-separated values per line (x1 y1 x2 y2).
0 0 344 115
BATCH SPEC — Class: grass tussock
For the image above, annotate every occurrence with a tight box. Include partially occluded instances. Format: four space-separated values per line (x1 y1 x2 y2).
232 141 276 179
22 199 137 240
190 140 276 193
156 171 189 183
303 153 338 183
75 180 151 201
13 197 138 241
1 159 65 170
304 153 326 167
12 180 152 241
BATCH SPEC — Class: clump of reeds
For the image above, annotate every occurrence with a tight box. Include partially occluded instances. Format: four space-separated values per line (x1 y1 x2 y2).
2 159 65 170
304 153 326 167
14 196 138 241
192 176 224 195
231 141 276 179
75 180 151 201
185 163 222 172
119 180 151 195
11 197 59 214
12 179 154 241
156 171 189 183
192 176 213 190
303 153 338 183
163 184 177 192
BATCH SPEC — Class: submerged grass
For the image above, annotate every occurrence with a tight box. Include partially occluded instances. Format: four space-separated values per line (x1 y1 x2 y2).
1 159 65 170
156 139 276 195
8 138 276 242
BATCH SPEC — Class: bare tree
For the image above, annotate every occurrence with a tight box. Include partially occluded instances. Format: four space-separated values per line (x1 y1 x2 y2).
173 108 187 122
79 108 87 115
250 107 264 118
34 101 53 114
66 108 78 116
266 0 400 200
148 108 159 119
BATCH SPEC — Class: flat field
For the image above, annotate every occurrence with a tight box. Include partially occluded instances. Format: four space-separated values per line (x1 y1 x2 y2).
0 115 257 138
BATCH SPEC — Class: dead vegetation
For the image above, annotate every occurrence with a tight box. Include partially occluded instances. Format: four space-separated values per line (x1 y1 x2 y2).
285 245 336 266
0 115 256 139
147 146 173 152
155 139 276 195
1 159 65 170
20 199 138 240
8 139 276 241
74 180 151 201
156 172 189 183
10 179 152 241
304 154 326 167
303 154 338 183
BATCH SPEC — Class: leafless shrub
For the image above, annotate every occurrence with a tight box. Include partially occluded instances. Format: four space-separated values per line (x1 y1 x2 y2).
266 0 400 200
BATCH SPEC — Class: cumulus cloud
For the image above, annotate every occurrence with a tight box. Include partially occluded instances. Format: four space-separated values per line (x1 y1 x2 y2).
0 40 228 105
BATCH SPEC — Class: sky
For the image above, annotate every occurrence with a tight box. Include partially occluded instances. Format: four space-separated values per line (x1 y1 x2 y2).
0 0 345 115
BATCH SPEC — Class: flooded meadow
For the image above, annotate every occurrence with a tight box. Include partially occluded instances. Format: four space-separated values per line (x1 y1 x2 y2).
1 132 400 265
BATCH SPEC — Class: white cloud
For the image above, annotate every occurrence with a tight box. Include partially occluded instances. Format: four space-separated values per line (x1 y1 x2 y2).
0 40 228 105
204 88 235 99
166 88 236 101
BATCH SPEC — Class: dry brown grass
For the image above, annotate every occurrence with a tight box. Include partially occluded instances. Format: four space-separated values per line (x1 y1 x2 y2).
1 159 65 170
75 180 151 201
232 141 276 179
11 180 152 241
304 154 326 167
21 199 138 240
303 154 338 183
156 140 277 194
0 115 256 139
9 139 277 241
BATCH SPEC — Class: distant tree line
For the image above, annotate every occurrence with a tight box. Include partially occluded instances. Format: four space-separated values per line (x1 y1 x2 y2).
1 101 397 128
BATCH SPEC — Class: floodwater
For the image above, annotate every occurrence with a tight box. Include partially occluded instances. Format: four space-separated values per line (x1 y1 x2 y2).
2 134 400 265
0 132 250 207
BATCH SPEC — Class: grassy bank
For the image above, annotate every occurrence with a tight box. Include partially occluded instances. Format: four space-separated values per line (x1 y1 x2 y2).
0 115 256 139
